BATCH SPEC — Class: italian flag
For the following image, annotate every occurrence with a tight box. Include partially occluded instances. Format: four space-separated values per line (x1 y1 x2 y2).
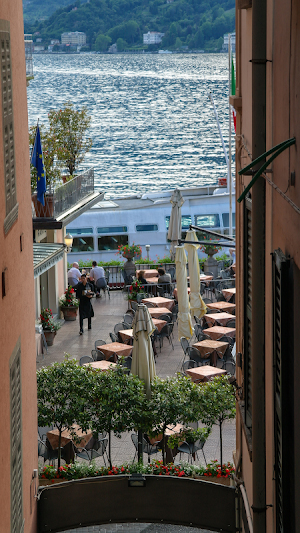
231 56 236 133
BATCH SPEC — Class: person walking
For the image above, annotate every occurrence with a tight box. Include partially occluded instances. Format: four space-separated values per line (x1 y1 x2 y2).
76 274 94 335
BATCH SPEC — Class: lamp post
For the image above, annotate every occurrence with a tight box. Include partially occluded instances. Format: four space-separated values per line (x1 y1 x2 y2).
64 233 73 253
145 244 150 261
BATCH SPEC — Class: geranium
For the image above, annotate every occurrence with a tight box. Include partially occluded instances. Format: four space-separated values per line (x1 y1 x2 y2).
59 286 79 308
39 308 61 332
199 236 222 255
117 243 142 258
126 279 144 301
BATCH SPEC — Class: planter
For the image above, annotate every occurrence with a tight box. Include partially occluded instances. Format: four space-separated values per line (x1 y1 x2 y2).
39 474 233 487
60 306 78 321
43 330 56 346
194 475 232 486
32 193 54 218
39 478 68 486
205 247 218 258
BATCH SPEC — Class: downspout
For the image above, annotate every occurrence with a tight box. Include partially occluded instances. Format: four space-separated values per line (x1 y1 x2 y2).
251 0 266 531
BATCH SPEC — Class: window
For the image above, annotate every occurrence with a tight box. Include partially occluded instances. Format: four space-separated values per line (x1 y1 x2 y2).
136 224 158 232
194 214 220 228
97 226 127 234
70 236 94 253
10 340 23 533
66 227 93 235
98 235 128 251
244 197 252 429
165 215 192 230
222 213 236 228
1 21 18 233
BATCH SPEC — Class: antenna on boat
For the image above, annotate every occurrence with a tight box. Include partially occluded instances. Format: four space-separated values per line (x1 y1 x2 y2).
208 90 229 177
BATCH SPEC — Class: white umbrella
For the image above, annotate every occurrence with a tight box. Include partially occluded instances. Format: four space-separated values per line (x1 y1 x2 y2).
131 304 156 399
184 229 207 319
167 189 184 260
175 246 194 340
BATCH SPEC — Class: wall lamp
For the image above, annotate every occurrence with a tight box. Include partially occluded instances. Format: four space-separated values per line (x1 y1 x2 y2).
64 233 73 253
128 473 146 487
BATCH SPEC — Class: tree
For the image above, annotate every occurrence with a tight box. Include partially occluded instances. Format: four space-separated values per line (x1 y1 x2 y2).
198 375 236 466
116 37 127 51
37 358 90 468
29 123 61 193
48 102 92 177
95 33 112 51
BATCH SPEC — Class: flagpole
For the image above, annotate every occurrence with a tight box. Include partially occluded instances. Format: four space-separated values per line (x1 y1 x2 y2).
228 34 233 238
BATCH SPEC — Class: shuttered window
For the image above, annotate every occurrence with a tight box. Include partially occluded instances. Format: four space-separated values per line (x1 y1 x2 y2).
10 341 23 533
0 21 18 234
272 249 291 532
244 197 252 428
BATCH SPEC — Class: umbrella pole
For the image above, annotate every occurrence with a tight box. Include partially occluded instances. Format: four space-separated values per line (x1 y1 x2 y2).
138 429 143 463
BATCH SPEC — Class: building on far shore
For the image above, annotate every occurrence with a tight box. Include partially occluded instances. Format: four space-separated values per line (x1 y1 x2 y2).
61 31 86 46
143 31 164 45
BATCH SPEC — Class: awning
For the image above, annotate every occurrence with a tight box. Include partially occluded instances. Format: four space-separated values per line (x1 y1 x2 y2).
33 243 66 279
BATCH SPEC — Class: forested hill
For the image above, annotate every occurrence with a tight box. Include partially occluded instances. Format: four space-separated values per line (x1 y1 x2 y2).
24 0 235 52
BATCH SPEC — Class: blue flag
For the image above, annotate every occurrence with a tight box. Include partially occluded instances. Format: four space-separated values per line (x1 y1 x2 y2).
31 124 46 205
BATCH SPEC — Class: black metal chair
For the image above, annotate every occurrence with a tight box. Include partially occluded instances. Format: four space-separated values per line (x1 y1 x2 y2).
123 313 134 326
172 303 179 323
75 438 108 465
180 337 190 356
158 313 172 323
187 346 210 366
182 359 197 374
122 355 132 371
79 355 93 366
38 426 53 442
109 332 118 343
131 433 159 464
226 318 236 328
178 437 208 465
155 324 174 352
95 339 106 350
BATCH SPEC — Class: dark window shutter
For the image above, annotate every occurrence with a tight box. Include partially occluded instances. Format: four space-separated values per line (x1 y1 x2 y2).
244 197 252 428
10 344 23 533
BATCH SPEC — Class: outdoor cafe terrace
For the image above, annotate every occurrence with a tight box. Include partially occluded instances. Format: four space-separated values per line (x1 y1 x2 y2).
37 282 236 468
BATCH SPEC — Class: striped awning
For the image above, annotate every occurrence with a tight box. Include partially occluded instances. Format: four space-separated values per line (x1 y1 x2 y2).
33 243 65 279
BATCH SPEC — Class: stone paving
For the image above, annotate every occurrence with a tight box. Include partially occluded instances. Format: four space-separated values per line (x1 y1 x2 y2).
37 291 235 468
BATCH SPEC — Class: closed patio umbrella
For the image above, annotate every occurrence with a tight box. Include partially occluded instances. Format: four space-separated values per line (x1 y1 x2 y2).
167 189 184 260
175 246 194 340
184 229 207 319
131 304 156 399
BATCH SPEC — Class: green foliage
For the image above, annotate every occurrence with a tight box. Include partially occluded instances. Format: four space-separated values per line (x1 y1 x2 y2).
167 426 211 450
95 33 112 51
29 123 61 192
39 308 61 332
48 102 92 176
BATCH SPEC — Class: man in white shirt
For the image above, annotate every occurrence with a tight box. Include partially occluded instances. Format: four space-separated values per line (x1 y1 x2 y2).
89 261 107 295
67 262 81 288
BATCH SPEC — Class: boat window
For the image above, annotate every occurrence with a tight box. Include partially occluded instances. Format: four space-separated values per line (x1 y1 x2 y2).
66 227 93 235
98 235 128 251
194 214 220 228
135 224 158 232
70 237 94 253
165 215 192 230
97 226 128 233
222 213 236 228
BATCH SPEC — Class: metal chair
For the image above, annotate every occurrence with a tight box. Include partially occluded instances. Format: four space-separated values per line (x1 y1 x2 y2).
95 350 106 361
203 297 213 304
178 437 207 465
123 313 134 326
143 301 156 308
158 313 172 323
121 322 132 330
182 359 197 374
125 308 135 317
167 266 176 282
114 323 125 341
226 319 236 328
130 301 139 311
79 355 93 366
122 355 132 371
102 269 110 299
38 426 53 441
194 324 204 341
137 292 147 303
187 347 210 366
172 303 179 323
215 289 226 302
95 339 106 350
91 349 98 361
180 337 190 356
75 439 108 465
109 332 118 343
194 315 202 324
155 324 174 352
38 439 66 464
131 433 159 464
218 334 235 347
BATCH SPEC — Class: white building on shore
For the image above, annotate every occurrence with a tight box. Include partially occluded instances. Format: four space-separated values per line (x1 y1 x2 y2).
61 31 86 46
143 31 164 45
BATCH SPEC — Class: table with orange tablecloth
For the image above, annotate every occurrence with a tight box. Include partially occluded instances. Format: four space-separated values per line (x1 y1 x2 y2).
47 424 94 462
148 423 185 463
206 301 236 314
98 342 133 361
136 269 159 279
204 326 236 341
152 318 167 332
148 307 172 319
118 329 133 344
222 287 236 302
142 296 175 310
192 339 229 367
173 287 190 301
84 360 117 371
185 365 226 383
204 312 236 328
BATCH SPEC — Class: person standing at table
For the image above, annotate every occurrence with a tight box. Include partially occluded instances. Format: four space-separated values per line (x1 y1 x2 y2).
89 260 107 297
76 274 94 335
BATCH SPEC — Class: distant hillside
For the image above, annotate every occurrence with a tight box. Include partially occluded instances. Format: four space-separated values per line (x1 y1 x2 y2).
24 0 235 52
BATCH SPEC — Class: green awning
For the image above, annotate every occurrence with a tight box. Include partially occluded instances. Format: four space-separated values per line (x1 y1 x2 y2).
33 243 65 279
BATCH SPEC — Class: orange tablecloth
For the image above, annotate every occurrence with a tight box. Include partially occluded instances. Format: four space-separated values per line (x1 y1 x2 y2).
173 287 190 300
142 297 175 310
185 365 226 383
148 307 172 319
146 277 160 284
99 342 133 361
206 301 236 314
204 326 236 340
204 312 236 328
136 269 158 279
47 424 93 451
192 339 228 366
119 329 133 344
200 274 213 281
152 318 167 332
83 360 117 371
222 288 236 302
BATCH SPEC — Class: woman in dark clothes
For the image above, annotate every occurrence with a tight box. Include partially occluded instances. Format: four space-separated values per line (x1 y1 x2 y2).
76 274 94 335
137 270 148 286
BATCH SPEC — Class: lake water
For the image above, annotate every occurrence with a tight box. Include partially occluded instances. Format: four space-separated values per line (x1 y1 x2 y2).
27 53 233 198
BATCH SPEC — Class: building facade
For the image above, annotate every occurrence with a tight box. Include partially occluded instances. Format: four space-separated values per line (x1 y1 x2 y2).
233 0 300 531
61 31 86 46
143 32 164 45
0 3 38 532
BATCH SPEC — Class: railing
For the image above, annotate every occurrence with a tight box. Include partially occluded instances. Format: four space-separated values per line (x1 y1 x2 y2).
53 168 95 219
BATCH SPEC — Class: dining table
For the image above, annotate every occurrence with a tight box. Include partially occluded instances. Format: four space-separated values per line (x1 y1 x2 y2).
222 287 236 302
118 329 133 344
47 424 94 462
83 360 117 371
98 342 133 361
192 339 229 367
148 423 185 463
204 312 236 328
185 365 227 383
204 325 236 341
206 301 236 314
148 307 172 319
142 296 175 310
136 269 159 279
173 287 190 300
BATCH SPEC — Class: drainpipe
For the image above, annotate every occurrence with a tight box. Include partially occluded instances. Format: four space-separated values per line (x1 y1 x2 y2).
251 0 266 531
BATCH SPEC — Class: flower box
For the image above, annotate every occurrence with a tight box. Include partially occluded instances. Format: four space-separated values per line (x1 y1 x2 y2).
60 306 78 321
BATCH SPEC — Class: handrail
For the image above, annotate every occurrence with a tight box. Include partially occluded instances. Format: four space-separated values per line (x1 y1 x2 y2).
189 224 235 242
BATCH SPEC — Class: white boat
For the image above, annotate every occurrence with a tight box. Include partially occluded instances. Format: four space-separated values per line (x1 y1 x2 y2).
66 183 235 264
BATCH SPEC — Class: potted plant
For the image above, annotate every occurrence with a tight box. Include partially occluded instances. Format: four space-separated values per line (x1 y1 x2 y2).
59 286 80 321
126 280 145 302
167 427 211 451
117 243 142 260
199 242 222 258
39 308 61 346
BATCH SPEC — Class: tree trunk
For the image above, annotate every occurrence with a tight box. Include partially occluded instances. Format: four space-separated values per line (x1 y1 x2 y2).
108 430 112 469
58 429 62 470
162 424 166 465
219 419 223 468
138 429 143 464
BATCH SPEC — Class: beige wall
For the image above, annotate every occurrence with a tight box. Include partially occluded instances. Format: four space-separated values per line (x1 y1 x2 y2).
0 1 38 531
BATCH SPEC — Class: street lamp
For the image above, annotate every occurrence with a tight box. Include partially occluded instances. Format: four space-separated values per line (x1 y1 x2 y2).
64 233 73 253
145 244 150 261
